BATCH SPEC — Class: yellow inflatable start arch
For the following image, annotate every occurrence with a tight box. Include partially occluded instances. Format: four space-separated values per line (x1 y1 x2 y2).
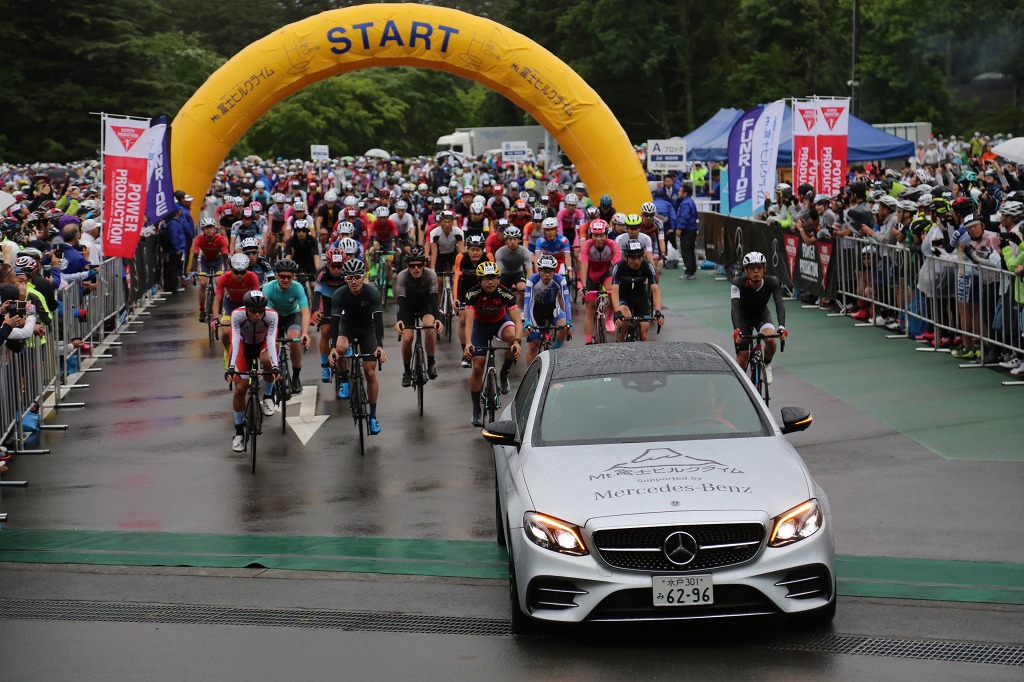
171 4 649 215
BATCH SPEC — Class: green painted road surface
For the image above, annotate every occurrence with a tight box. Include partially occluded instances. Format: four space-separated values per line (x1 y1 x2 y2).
1 529 1021 606
660 271 1022 462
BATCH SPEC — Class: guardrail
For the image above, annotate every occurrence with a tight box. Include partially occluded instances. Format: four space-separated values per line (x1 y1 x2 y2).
1 235 164 507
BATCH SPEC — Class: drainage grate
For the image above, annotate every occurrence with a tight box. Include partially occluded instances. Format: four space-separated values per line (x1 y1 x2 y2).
763 632 1024 667
0 599 511 637
2 599 1022 667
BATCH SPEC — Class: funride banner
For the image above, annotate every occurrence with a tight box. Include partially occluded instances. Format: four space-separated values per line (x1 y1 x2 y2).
727 105 764 216
102 115 151 258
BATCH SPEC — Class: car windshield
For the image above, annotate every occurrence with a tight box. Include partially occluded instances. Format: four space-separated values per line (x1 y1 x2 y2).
538 371 768 445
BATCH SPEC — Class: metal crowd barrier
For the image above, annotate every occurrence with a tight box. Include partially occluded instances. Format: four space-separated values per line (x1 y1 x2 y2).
1 245 166 506
832 235 1023 380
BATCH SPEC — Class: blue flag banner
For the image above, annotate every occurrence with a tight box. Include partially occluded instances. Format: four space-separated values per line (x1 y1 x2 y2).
145 116 175 225
727 106 764 212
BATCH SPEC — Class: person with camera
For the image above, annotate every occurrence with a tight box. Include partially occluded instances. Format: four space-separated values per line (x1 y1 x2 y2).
0 284 36 349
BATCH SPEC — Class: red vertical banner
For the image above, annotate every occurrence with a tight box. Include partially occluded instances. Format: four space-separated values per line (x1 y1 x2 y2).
102 115 151 258
817 241 832 284
814 97 850 198
783 233 799 279
792 99 818 191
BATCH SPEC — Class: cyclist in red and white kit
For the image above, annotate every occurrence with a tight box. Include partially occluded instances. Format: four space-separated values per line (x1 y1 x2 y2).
577 219 621 344
190 217 229 322
225 290 281 452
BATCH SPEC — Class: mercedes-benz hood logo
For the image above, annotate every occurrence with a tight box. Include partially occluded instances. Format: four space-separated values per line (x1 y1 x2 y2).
663 531 698 566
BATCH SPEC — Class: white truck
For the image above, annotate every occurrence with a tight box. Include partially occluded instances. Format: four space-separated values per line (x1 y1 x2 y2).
435 125 559 165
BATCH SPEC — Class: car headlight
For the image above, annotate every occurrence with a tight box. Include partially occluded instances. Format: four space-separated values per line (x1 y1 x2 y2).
768 499 823 547
523 512 589 556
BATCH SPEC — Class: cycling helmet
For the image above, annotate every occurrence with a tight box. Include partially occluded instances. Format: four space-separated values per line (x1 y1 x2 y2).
326 248 345 264
199 217 216 229
541 217 559 231
910 216 933 235
589 219 608 235
958 170 978 184
462 186 475 195
439 210 455 221
742 251 767 267
241 208 254 219
524 179 536 191
470 200 485 214
624 213 642 227
19 247 43 262
274 258 299 273
641 201 657 215
600 194 612 208
883 168 901 180
532 207 546 220
273 193 286 203
336 221 355 235
475 261 500 278
374 205 389 219
341 258 366 277
80 199 99 212
896 200 918 213
343 195 358 207
931 197 951 216
496 217 510 229
574 182 586 192
876 195 898 210
915 168 932 183
431 197 444 208
493 184 504 195
537 254 559 270
395 200 408 211
465 234 486 249
515 199 528 210
249 201 263 213
623 241 645 258
406 246 427 262
239 237 260 253
565 193 578 205
546 181 558 192
611 212 626 226
339 238 360 255
324 189 338 202
951 196 976 215
255 180 265 190
775 182 792 194
229 253 250 272
401 182 415 192
417 182 428 191
586 206 599 218
292 219 311 232
242 290 267 310
917 194 934 209
15 255 39 272
233 196 245 206
503 226 522 239
998 201 1024 218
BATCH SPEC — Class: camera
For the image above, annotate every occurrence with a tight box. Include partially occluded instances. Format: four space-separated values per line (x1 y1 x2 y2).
14 300 28 316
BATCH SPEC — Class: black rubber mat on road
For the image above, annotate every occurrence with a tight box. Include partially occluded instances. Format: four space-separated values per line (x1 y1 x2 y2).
2 598 1021 667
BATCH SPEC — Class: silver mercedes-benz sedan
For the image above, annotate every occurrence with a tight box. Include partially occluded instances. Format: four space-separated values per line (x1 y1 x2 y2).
484 342 834 634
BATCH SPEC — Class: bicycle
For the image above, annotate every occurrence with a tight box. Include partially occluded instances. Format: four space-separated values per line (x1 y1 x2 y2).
371 249 395 307
274 336 303 433
340 337 380 457
191 270 224 347
740 331 783 405
228 359 278 473
438 271 456 343
401 315 430 416
565 265 578 306
620 315 661 343
592 288 612 345
480 344 514 426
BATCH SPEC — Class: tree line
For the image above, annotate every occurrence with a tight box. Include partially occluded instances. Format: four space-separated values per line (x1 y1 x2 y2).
1 0 1020 163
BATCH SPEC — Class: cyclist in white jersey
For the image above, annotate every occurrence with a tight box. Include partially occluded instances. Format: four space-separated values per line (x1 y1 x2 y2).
225 290 281 452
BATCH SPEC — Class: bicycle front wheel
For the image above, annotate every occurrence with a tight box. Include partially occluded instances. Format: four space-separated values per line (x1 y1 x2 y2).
414 344 426 417
483 368 498 425
595 313 606 345
246 395 258 473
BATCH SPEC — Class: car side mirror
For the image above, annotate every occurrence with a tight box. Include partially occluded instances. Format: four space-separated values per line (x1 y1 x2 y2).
780 407 813 434
482 419 519 447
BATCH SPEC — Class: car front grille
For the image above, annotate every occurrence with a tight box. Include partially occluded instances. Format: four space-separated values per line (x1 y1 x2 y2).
525 577 588 611
775 564 833 600
587 585 779 622
592 523 765 572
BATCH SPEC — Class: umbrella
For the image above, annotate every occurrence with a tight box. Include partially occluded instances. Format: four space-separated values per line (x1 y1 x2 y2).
435 150 467 165
992 137 1024 165
364 148 390 159
339 156 355 162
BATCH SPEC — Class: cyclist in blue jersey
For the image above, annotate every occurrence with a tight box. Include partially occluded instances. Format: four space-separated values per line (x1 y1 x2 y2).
523 254 572 364
530 217 572 277
262 258 312 393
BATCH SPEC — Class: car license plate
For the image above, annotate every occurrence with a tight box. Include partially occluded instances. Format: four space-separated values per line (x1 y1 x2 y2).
652 574 713 607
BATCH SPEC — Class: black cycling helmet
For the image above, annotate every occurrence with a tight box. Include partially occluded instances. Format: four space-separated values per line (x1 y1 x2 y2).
623 241 645 258
465 233 486 248
406 246 427 263
274 258 299 273
242 290 267 310
341 259 366 277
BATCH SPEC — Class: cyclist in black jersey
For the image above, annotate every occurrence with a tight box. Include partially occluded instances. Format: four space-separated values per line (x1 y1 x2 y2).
329 259 388 435
731 251 788 384
610 240 664 342
394 247 443 386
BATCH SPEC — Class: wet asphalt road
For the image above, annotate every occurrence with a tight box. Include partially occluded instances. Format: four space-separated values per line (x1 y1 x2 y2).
1 282 1022 679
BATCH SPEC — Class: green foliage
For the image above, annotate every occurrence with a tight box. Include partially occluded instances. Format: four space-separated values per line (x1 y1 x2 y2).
0 0 1020 163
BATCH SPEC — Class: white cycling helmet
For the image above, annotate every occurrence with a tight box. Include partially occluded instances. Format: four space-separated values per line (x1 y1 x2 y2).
742 251 767 267
542 217 559 231
641 201 657 215
229 253 250 272
324 189 338 202
239 236 260 252
565 192 579 205
255 180 265 190
374 205 390 218
340 237 360 254
343 195 358 207
998 201 1023 218
337 221 355 235
395 200 408 211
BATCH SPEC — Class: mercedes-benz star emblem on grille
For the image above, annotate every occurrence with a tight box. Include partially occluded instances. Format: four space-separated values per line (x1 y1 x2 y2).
663 531 698 566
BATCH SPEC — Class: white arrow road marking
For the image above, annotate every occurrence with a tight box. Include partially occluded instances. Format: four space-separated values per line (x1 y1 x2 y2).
285 384 329 445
